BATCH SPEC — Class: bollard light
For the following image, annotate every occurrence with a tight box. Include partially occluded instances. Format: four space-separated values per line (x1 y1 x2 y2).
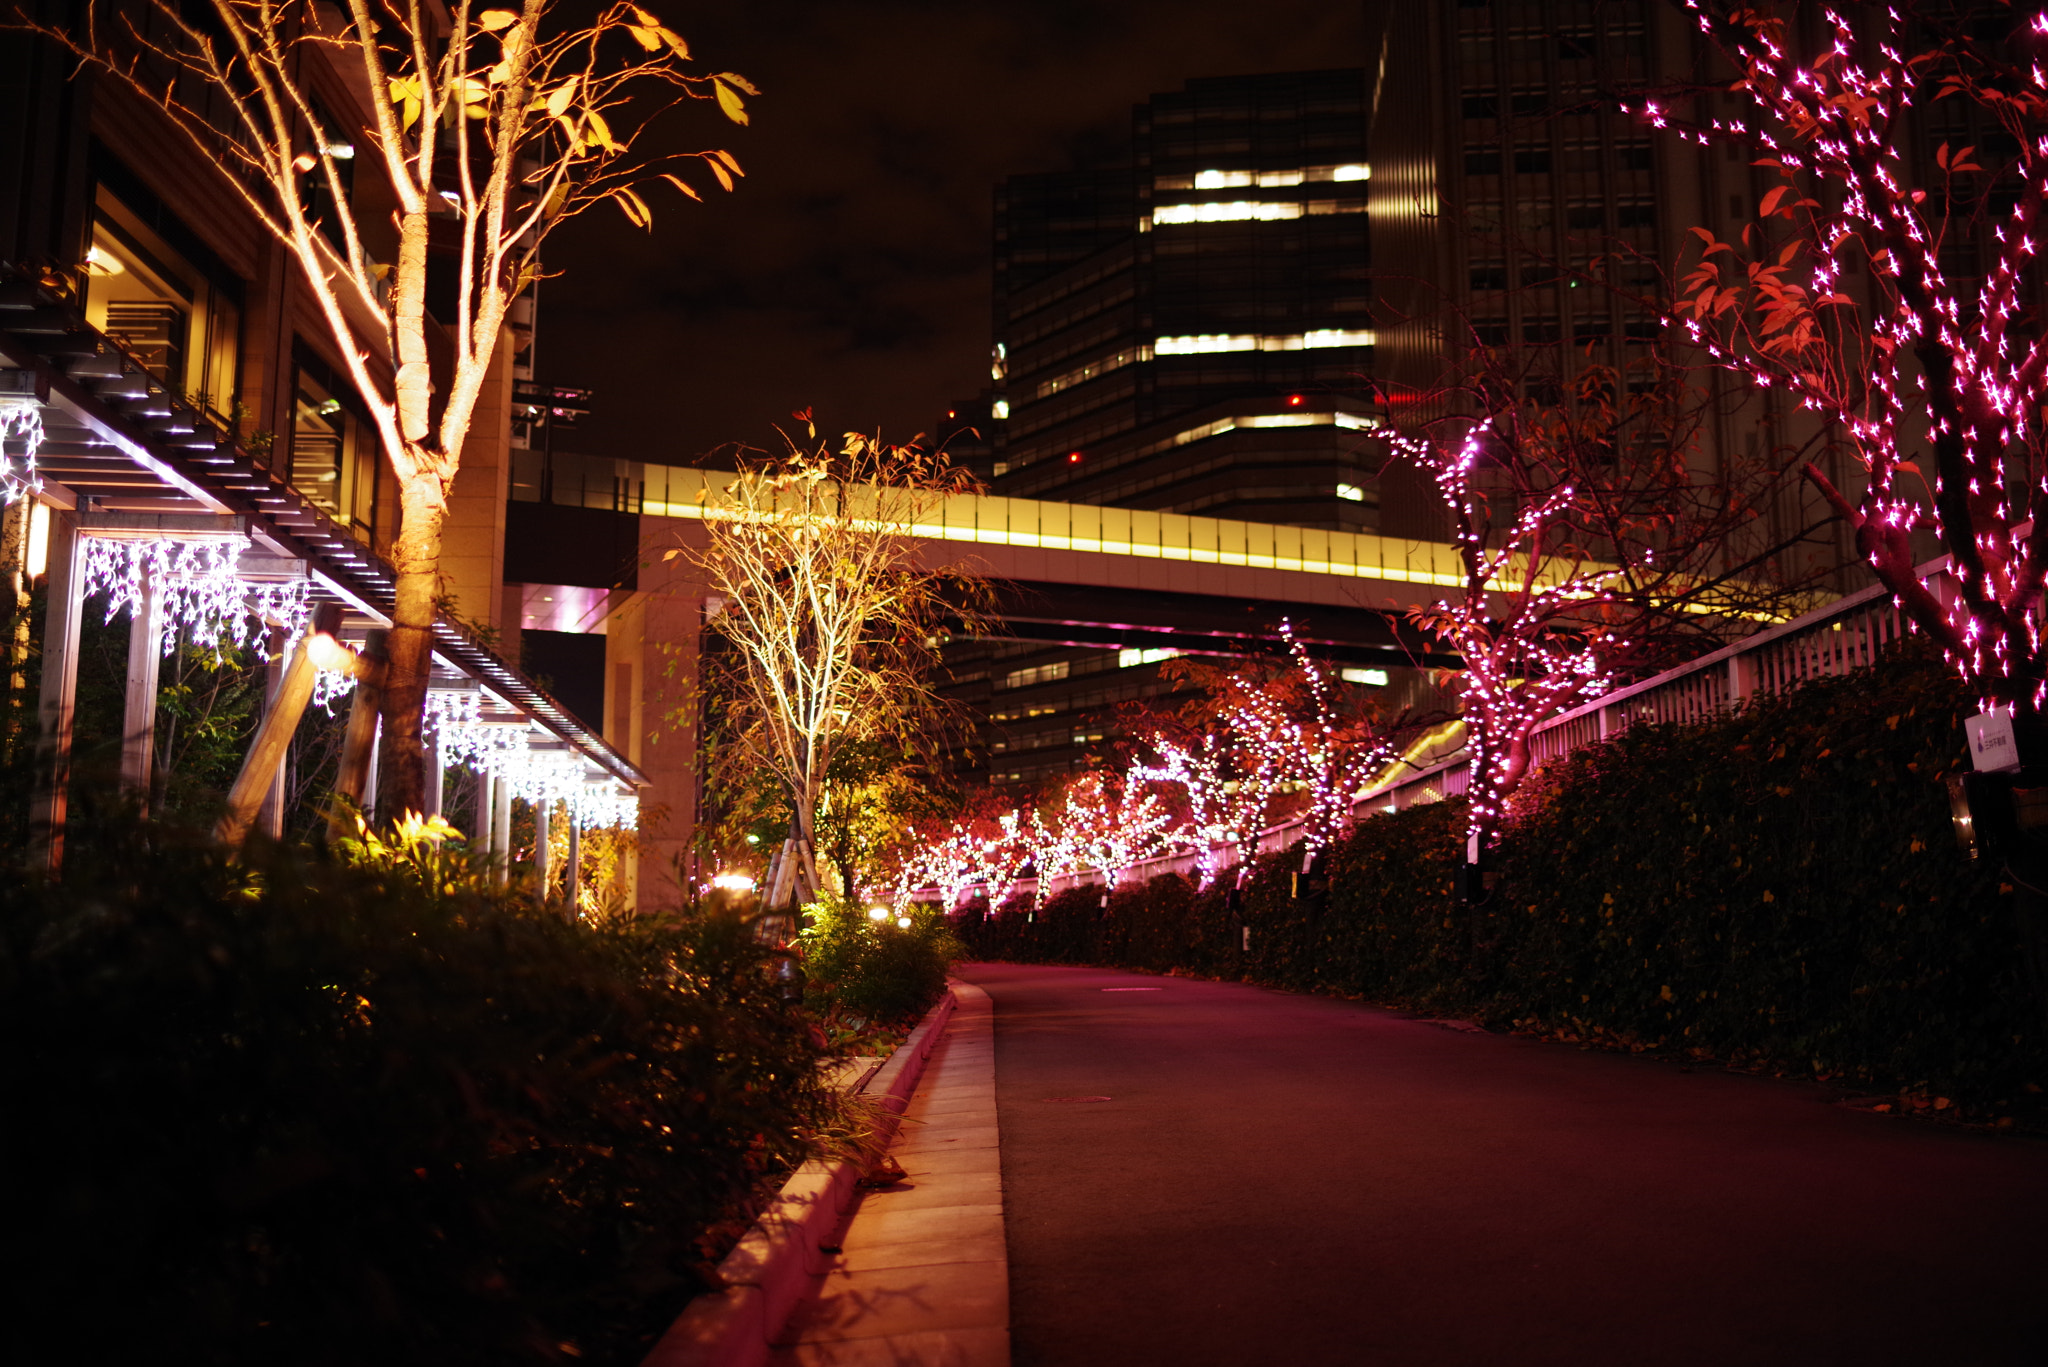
868 906 890 922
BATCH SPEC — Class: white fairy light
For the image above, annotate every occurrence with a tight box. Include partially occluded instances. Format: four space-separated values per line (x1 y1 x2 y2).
310 666 357 714
435 705 639 831
80 535 314 662
0 395 44 503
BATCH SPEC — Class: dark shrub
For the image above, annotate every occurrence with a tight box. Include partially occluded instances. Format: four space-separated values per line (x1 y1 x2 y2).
0 817 833 1366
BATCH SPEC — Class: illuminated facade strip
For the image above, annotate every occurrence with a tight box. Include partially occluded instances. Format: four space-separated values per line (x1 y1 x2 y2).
1154 330 1375 355
1034 345 1154 400
639 469 1481 590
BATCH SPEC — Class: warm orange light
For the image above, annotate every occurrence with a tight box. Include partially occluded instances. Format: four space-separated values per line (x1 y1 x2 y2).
304 631 356 673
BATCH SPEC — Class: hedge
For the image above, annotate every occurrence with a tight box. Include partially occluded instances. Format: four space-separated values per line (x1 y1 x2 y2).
959 645 2045 1103
0 817 835 1366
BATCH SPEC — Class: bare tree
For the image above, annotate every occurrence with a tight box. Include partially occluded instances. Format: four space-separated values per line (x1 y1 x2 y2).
676 430 978 913
24 0 751 816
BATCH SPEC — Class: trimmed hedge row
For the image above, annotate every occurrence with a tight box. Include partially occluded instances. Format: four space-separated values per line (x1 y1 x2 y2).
960 647 2045 1101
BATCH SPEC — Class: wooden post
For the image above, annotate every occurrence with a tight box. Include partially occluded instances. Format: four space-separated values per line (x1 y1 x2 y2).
118 568 163 809
31 509 83 875
256 624 288 839
566 812 582 917
334 630 387 812
217 603 343 847
535 797 554 902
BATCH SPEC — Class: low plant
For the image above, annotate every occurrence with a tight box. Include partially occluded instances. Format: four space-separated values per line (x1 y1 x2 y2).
0 811 836 1366
799 892 959 1028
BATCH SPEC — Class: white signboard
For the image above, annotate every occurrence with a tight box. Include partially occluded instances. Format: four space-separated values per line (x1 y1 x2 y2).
1965 710 2022 773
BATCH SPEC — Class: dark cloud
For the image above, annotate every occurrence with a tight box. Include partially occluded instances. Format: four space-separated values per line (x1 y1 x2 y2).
540 1 1376 462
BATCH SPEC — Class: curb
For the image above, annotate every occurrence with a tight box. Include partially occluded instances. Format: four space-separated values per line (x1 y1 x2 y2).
642 987 960 1367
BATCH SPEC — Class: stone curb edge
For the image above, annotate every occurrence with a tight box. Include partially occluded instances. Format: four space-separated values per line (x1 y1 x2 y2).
641 986 961 1367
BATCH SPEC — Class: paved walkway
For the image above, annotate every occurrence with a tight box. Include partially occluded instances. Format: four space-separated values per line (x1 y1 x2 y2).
961 962 2048 1367
770 982 1010 1365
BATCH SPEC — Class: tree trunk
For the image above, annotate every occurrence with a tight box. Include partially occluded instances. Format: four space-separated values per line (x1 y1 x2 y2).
376 475 449 823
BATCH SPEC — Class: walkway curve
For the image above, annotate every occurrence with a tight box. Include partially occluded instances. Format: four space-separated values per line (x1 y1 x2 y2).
962 962 2048 1367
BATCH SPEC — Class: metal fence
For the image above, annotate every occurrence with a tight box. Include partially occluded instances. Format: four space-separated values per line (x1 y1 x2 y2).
966 554 1958 901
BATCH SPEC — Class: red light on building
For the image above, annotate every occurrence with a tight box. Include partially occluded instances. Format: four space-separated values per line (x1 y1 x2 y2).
1068 451 1084 464
1286 393 1306 407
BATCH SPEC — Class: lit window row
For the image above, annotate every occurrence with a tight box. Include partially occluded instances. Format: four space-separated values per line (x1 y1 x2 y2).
1153 164 1370 191
1144 198 1366 228
1154 330 1376 355
1168 410 1381 450
1340 667 1390 687
1035 345 1156 400
1117 646 1180 668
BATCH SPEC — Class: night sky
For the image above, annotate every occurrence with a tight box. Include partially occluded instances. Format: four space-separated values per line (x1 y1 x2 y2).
539 0 1378 466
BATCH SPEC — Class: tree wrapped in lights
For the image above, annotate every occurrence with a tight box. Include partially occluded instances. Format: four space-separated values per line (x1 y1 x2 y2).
681 431 978 911
1389 354 1825 865
26 0 751 818
1660 2 2048 728
1032 771 1176 891
1131 634 1405 878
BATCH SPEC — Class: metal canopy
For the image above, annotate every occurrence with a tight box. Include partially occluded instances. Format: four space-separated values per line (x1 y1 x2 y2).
0 275 645 794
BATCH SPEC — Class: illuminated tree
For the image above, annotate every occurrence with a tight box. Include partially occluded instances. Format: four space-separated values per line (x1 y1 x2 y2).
27 0 751 816
1030 771 1177 891
1132 633 1404 879
1660 2 2047 724
680 432 975 912
1389 355 1827 864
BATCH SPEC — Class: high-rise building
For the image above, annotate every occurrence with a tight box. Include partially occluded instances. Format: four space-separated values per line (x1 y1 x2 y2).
940 68 1447 792
986 70 1404 534
1368 0 1856 577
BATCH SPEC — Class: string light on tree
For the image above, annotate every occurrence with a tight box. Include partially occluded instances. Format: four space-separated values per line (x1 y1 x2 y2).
1649 2 2048 719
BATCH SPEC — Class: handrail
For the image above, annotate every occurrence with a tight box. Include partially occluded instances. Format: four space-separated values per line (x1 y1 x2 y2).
926 548 1993 903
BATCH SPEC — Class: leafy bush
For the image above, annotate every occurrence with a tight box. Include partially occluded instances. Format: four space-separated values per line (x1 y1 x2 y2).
800 893 959 1026
0 815 835 1366
958 646 2045 1102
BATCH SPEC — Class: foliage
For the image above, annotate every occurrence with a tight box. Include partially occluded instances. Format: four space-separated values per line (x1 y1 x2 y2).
24 0 750 815
1664 2 2047 719
890 644 1418 908
799 891 959 1027
959 645 2043 1104
676 429 982 909
1387 351 1829 852
0 813 835 1366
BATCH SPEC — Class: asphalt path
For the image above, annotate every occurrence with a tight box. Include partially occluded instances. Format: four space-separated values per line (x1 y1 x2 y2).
956 962 2048 1367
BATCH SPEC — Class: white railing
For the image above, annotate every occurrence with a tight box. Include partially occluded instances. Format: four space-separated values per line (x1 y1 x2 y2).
924 550 1995 904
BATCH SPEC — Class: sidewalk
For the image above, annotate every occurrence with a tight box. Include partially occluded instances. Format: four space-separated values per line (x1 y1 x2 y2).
768 982 1011 1366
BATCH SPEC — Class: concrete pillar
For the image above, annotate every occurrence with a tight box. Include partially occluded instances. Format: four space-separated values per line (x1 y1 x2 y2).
425 723 444 819
31 509 82 874
1727 651 1759 711
490 771 512 886
118 568 163 809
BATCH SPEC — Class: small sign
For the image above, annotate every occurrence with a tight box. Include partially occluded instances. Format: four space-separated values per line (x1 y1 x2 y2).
1966 711 2022 773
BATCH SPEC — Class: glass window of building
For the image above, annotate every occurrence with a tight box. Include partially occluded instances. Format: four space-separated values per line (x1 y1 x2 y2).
289 351 379 543
82 185 241 422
